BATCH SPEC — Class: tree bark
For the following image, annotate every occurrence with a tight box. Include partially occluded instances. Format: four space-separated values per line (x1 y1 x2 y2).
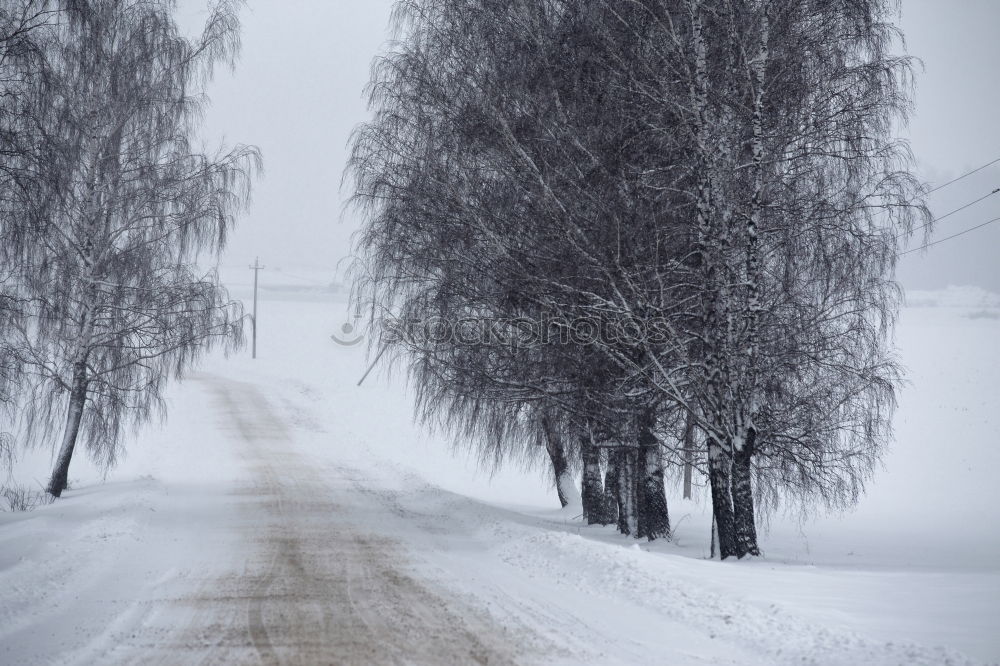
46 361 88 497
682 410 695 499
615 448 638 537
732 427 760 557
710 512 717 559
542 417 577 508
581 440 608 524
635 411 670 541
603 450 619 525
707 437 738 559
731 2 767 562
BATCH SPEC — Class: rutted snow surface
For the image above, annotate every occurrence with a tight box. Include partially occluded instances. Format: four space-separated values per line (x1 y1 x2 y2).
1 293 998 664
3 376 538 665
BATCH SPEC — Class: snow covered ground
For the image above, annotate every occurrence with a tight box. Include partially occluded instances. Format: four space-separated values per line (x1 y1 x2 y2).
1 280 998 664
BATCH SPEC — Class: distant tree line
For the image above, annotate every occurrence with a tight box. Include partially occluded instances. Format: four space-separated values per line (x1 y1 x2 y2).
0 0 258 497
349 0 927 558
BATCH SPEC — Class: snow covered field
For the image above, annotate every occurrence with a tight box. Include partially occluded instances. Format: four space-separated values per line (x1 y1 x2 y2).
1 281 998 664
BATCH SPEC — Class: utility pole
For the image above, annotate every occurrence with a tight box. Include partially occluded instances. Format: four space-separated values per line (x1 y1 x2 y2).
249 257 265 359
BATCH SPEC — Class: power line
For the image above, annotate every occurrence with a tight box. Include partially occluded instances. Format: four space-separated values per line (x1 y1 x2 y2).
925 156 1000 195
898 186 1000 240
892 155 1000 244
899 215 1000 256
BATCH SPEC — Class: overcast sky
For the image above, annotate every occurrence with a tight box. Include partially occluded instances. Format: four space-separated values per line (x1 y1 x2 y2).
185 1 1000 291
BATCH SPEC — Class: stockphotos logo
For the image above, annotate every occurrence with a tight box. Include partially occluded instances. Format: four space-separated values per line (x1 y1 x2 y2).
331 314 672 349
330 312 365 346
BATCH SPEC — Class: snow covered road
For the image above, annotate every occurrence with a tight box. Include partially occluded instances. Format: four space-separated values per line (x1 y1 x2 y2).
2 294 999 664
49 374 537 664
182 375 530 664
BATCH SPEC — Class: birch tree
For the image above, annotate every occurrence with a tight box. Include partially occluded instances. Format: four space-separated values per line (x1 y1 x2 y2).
351 0 923 556
593 0 926 557
6 0 258 497
351 0 677 537
1 1 64 456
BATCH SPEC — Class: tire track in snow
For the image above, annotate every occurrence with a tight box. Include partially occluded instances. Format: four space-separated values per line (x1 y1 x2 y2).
207 379 284 664
145 374 535 665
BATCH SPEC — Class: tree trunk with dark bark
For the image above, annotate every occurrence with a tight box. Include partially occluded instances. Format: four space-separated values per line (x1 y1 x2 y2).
603 450 619 525
581 440 608 524
635 412 670 541
614 447 638 537
707 437 739 559
732 427 760 557
682 410 695 499
542 417 574 508
46 361 88 497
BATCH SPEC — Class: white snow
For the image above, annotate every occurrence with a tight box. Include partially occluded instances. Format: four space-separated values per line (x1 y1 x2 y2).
1 283 998 664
